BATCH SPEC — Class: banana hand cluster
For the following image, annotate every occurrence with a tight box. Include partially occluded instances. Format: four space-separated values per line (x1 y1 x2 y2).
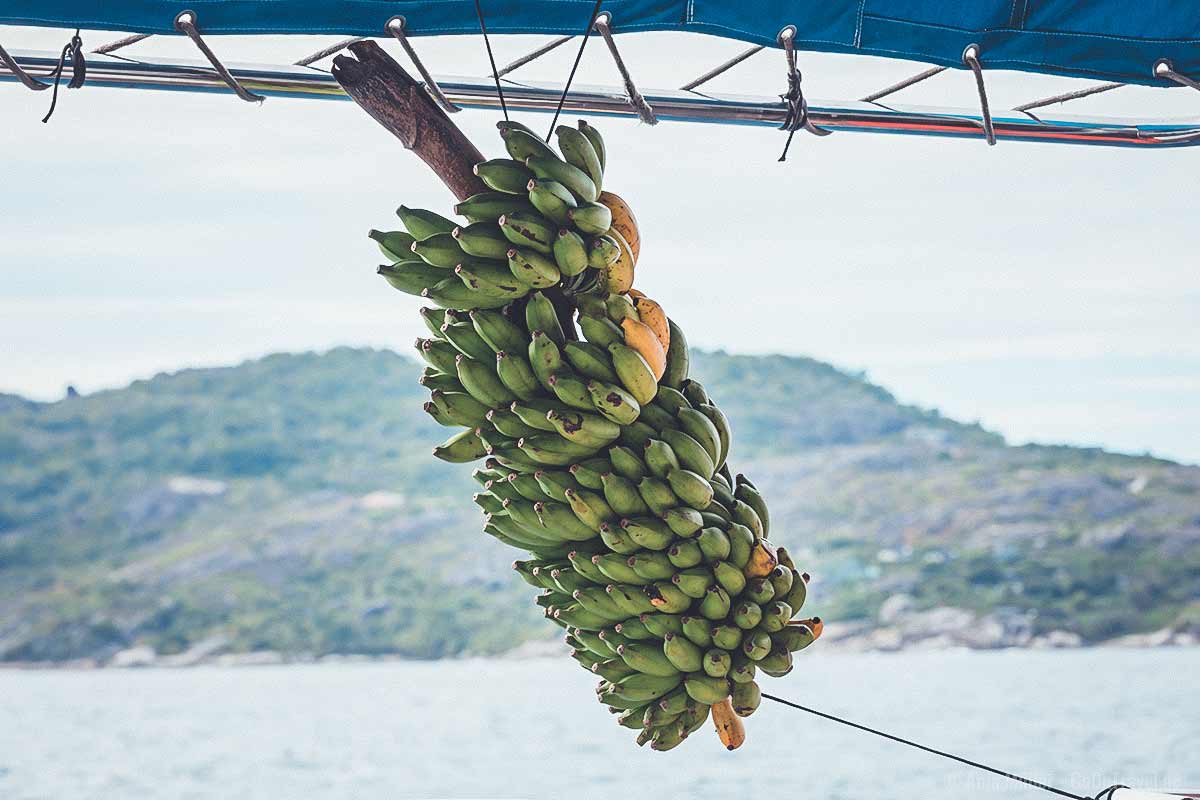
371 120 821 752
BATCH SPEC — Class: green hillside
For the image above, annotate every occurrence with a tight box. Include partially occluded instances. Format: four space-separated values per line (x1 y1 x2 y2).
1 348 1197 663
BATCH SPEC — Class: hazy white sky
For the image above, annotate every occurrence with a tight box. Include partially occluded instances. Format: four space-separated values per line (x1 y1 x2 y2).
2 26 1198 463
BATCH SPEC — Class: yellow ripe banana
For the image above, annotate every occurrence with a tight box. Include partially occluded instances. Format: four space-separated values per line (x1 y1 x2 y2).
599 191 640 264
744 542 779 579
631 296 670 354
600 228 636 294
710 697 746 751
621 317 667 381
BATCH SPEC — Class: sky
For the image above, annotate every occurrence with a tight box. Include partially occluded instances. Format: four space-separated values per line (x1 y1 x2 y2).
2 25 1198 464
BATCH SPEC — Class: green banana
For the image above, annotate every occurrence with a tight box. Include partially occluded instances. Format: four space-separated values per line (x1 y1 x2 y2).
396 206 456 239
618 420 657 451
710 624 743 651
703 649 732 678
680 615 714 647
661 430 715 480
548 373 596 412
564 488 614 531
742 631 772 661
422 277 512 310
378 261 448 296
653 386 690 416
528 330 565 391
641 613 684 638
577 120 607 171
698 403 732 469
474 158 534 194
672 567 714 599
661 318 689 389
667 469 714 509
607 584 655 616
527 178 577 226
608 445 647 481
645 582 692 614
586 380 641 425
615 616 654 640
601 472 651 517
411 231 466 268
455 262 529 299
564 342 620 383
745 577 776 605
732 601 763 630
731 499 764 539
636 403 677 434
730 654 756 685
419 370 464 393
507 471 554 501
419 306 450 339
499 211 556 254
431 390 490 427
667 540 704 569
608 343 658 405
662 507 703 538
757 646 793 678
698 585 731 620
457 355 517 408
512 400 563 432
507 247 561 289
469 309 528 354
417 338 461 374
579 314 623 348
697 527 732 562
735 481 770 537
568 549 610 584
768 564 794 599
598 522 641 556
526 154 598 203
369 229 417 261
495 351 542 401
627 551 675 581
683 675 730 705
454 191 536 222
681 379 710 406
643 439 680 479
432 429 487 463
569 458 610 490
727 523 755 569
525 292 566 345
774 622 818 652
501 127 559 162
637 478 678 517
761 601 792 633
621 517 674 551
593 552 644 583
452 221 510 260
567 201 612 235
534 468 580 501
783 571 808 615
442 321 496 362
713 560 747 596
588 235 621 269
612 673 681 703
661 632 703 672
535 500 600 542
617 642 679 677
556 124 604 192
731 680 761 717
553 228 589 276
676 408 722 467
548 409 621 448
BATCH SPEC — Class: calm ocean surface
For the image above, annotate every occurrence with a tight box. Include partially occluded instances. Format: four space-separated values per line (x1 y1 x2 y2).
1 649 1196 800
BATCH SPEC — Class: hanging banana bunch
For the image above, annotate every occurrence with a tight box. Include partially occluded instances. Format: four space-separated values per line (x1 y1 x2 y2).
369 120 822 752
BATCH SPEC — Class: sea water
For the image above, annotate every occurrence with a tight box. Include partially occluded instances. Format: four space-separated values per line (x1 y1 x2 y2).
1 648 1196 800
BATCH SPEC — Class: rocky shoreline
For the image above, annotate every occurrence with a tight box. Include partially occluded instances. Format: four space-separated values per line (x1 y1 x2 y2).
4 605 1197 670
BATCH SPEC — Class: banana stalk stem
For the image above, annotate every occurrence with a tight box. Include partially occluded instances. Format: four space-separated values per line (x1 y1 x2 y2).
331 41 578 340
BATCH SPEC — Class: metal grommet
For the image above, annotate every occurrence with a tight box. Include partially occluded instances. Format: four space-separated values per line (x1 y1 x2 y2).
1154 58 1173 78
962 43 981 63
386 15 405 34
777 25 796 46
173 10 196 30
592 11 612 31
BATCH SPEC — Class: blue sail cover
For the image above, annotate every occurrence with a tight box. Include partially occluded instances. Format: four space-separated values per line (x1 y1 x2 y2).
2 1 1197 87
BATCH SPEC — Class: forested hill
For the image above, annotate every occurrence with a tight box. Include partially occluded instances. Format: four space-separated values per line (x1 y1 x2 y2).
2 348 1197 664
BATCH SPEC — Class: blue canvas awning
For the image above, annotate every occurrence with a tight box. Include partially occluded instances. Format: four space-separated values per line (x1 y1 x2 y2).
2 2 1197 88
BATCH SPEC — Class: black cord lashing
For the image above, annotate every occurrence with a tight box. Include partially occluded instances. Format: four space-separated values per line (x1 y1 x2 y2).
42 29 86 123
777 26 830 162
760 694 1135 800
546 0 605 141
473 0 508 121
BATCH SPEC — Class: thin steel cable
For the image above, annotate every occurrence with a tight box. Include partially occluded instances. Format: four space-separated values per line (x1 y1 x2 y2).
761 694 1093 800
496 35 574 78
680 44 764 91
860 65 947 102
593 13 656 124
0 40 50 90
386 16 458 114
1013 81 1125 112
473 0 508 120
92 32 152 55
174 11 264 102
294 37 366 67
545 0 605 141
963 44 996 145
1155 60 1200 92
